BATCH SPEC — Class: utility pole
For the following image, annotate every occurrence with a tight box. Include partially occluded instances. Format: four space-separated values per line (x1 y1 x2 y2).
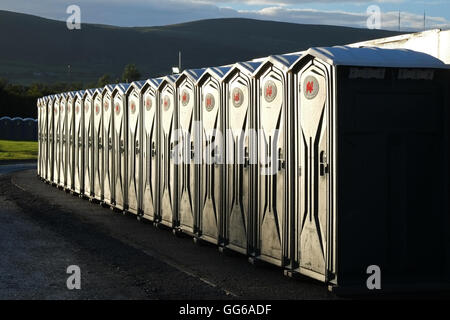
398 11 401 32
424 10 426 31
179 51 182 72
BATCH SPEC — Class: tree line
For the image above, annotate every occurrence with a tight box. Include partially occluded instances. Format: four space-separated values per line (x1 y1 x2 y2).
0 64 141 119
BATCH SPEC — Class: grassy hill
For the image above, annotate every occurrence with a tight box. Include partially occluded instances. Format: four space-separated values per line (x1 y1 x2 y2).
0 10 402 85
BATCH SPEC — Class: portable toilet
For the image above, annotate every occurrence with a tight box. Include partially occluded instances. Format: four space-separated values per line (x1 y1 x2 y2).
288 46 450 291
141 78 162 221
102 84 116 207
251 53 301 267
37 99 41 176
157 74 180 227
74 90 85 195
111 83 130 211
195 66 232 245
125 81 145 215
53 94 61 185
83 89 96 199
221 61 261 255
11 117 24 141
41 97 48 181
92 88 103 202
22 118 37 141
174 68 206 235
58 93 68 189
66 92 76 191
47 95 55 183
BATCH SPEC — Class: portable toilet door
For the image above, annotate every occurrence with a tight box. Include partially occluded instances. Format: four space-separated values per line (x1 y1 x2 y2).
66 92 76 191
83 89 95 199
196 66 231 244
74 91 85 195
141 78 162 221
92 89 103 202
42 97 48 181
175 69 206 235
53 95 61 185
289 46 450 289
112 83 130 211
102 84 115 206
58 93 67 189
47 95 55 183
125 81 145 215
221 61 261 255
157 75 179 227
37 99 41 177
251 53 300 267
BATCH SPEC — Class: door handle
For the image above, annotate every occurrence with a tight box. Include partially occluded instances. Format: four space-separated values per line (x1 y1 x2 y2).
320 151 328 176
119 140 125 153
190 141 195 160
278 148 285 171
135 140 140 154
244 146 249 168
151 141 156 157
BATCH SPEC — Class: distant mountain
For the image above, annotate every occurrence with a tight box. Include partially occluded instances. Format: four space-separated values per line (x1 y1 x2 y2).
0 10 402 85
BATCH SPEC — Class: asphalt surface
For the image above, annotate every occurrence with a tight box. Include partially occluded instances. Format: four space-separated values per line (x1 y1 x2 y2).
0 165 335 300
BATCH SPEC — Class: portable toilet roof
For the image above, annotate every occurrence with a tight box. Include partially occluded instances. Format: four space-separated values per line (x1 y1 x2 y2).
113 83 130 95
83 88 96 99
175 68 206 86
158 74 180 89
144 77 163 90
125 80 146 96
67 91 76 98
92 88 102 99
295 46 448 68
223 60 263 81
254 53 303 76
12 117 22 121
23 118 35 122
0 116 12 121
197 65 233 85
75 90 85 99
101 84 115 95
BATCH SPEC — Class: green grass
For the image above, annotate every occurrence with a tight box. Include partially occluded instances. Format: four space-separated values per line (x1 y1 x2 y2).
0 140 38 160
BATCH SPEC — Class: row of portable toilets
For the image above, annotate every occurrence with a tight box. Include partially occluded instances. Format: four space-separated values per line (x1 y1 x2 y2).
37 46 450 292
0 116 37 141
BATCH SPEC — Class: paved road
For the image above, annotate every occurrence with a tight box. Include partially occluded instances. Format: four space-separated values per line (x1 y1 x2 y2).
0 168 335 300
0 162 36 175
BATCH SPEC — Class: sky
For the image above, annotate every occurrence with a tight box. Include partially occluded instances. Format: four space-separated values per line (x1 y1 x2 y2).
1 0 449 31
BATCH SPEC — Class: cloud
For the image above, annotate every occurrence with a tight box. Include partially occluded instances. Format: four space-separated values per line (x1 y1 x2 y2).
239 6 450 30
0 0 448 30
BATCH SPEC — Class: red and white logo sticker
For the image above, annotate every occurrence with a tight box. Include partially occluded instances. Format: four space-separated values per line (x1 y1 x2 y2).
130 101 136 114
104 101 109 111
162 95 170 111
181 89 190 107
205 93 215 112
76 105 80 114
115 103 120 115
264 80 277 103
95 104 100 115
303 75 319 100
232 87 244 108
145 97 152 111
